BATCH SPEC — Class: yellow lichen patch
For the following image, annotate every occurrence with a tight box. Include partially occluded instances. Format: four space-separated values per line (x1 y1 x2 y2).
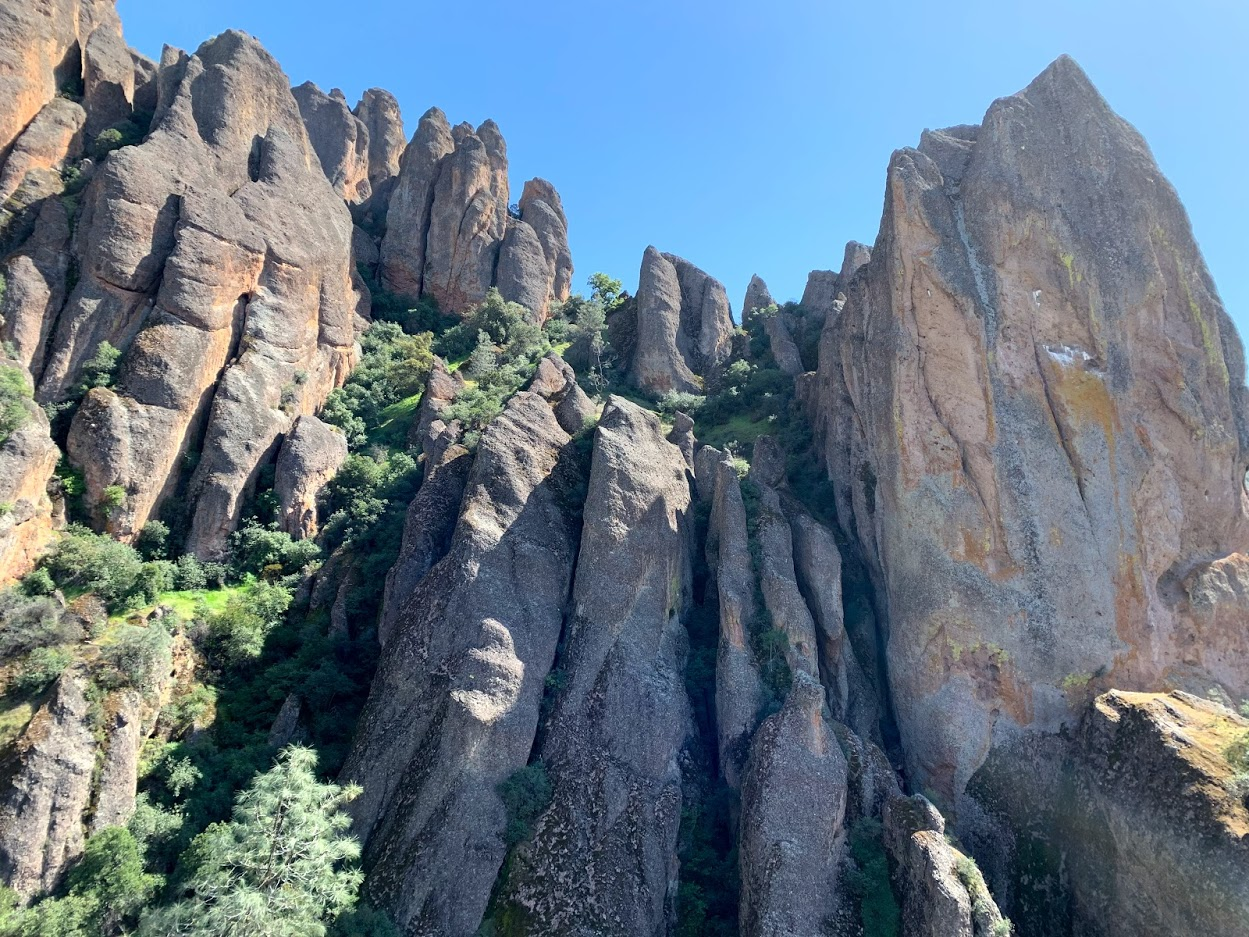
1060 252 1076 287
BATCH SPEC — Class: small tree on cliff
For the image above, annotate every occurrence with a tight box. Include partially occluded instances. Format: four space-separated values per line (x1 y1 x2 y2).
139 746 364 937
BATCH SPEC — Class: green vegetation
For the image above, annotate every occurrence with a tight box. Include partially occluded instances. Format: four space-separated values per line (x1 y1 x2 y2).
90 118 148 162
9 646 71 694
1227 729 1249 798
79 341 122 393
497 763 553 847
137 746 364 937
846 817 901 937
0 363 32 446
321 321 433 449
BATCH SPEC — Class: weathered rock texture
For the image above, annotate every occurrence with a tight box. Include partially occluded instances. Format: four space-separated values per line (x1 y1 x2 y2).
528 351 594 434
342 391 583 936
1059 690 1249 936
739 671 848 937
496 178 573 321
625 246 735 394
801 241 872 327
0 671 96 899
497 397 694 935
274 415 348 540
817 55 1249 837
0 366 59 583
294 82 371 203
54 31 361 556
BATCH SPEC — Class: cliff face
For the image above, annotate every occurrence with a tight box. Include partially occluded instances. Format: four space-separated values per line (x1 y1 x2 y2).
0 6 1246 936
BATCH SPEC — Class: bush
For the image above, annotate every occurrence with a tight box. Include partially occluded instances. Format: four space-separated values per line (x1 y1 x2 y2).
228 521 322 580
97 624 172 693
0 591 78 659
497 762 553 846
41 526 146 612
79 341 121 392
173 554 207 591
102 485 127 512
846 817 900 937
20 567 55 597
0 363 32 446
203 582 292 667
11 646 72 693
135 521 169 561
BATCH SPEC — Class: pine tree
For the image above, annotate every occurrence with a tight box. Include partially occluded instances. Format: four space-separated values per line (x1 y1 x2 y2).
139 746 364 937
467 330 497 378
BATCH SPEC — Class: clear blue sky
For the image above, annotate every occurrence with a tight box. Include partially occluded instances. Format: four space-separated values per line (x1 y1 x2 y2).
118 0 1247 339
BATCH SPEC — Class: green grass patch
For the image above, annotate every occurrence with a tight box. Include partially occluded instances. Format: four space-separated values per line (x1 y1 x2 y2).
0 696 36 750
695 411 771 451
368 391 423 449
116 586 249 623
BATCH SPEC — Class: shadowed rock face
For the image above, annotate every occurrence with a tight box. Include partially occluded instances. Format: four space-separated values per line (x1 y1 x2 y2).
626 246 735 394
274 414 348 540
293 81 371 203
497 397 694 936
0 361 59 583
495 178 573 322
354 88 404 190
342 391 583 937
816 56 1249 828
52 30 362 556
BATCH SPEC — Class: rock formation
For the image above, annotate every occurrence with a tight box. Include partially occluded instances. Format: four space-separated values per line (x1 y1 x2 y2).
54 31 361 556
817 56 1249 842
342 391 584 935
623 246 735 394
496 397 695 934
0 362 59 583
274 415 348 540
293 82 371 203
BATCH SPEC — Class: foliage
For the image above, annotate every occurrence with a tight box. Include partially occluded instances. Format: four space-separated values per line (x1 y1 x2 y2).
0 591 79 659
674 786 738 937
102 485 127 512
320 451 418 553
11 646 72 694
202 582 293 668
435 289 544 362
90 119 146 161
321 322 433 449
846 818 901 937
79 341 122 393
135 521 171 561
19 568 55 597
656 391 705 420
0 364 32 446
497 763 553 847
228 521 322 580
98 624 173 694
40 526 146 612
467 330 498 377
138 746 364 937
587 272 625 311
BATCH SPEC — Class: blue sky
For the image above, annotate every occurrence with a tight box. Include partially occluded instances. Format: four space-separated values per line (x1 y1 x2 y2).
118 0 1247 339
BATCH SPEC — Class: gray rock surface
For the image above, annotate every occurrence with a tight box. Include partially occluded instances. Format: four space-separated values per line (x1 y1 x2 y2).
274 414 348 540
528 351 595 435
497 397 695 935
739 671 848 937
0 671 96 899
0 366 60 583
342 391 583 936
627 246 734 394
293 82 371 203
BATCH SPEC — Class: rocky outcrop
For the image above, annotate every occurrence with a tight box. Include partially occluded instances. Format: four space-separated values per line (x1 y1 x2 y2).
743 274 803 377
342 390 583 936
377 421 472 649
706 453 764 789
0 96 85 205
883 793 1008 937
496 397 694 935
354 88 404 193
1060 690 1249 936
817 55 1249 836
0 365 60 583
625 247 734 394
801 241 871 325
496 178 573 321
378 107 455 300
81 18 135 138
739 671 848 937
0 670 96 899
54 31 361 555
293 82 370 203
410 355 465 446
528 351 594 434
274 415 348 540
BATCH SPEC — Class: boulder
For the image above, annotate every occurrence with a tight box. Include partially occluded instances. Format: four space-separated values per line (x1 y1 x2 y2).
274 414 348 540
0 96 85 204
528 351 595 435
495 397 695 934
342 391 583 936
410 355 465 446
496 177 572 321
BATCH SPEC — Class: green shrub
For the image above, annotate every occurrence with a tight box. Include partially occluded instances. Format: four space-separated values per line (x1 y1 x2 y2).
0 591 78 659
79 341 121 392
846 817 901 937
101 485 127 511
97 624 172 693
203 582 292 667
497 763 553 846
12 646 72 693
42 526 146 611
228 521 322 579
173 554 207 591
20 567 56 597
0 363 32 446
134 520 169 560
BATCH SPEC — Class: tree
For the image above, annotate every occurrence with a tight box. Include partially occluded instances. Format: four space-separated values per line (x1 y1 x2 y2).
467 331 497 378
135 520 170 560
80 341 122 392
139 746 364 937
587 272 624 311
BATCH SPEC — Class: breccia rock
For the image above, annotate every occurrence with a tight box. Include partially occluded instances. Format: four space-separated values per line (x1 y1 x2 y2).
801 241 871 326
53 30 361 556
816 55 1249 831
342 391 584 936
0 670 96 900
274 414 349 540
293 82 371 203
627 246 735 394
81 19 136 138
410 354 465 446
743 274 803 377
739 671 848 937
496 396 695 935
